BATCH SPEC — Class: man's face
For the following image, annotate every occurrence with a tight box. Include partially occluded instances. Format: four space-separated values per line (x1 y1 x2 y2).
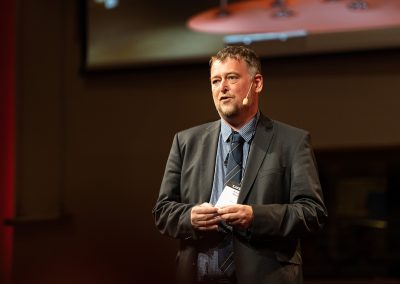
210 58 254 121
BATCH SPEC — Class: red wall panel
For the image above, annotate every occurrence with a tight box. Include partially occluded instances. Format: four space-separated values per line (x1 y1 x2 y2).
0 0 15 283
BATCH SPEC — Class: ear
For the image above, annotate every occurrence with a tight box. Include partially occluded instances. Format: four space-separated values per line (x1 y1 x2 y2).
254 74 263 94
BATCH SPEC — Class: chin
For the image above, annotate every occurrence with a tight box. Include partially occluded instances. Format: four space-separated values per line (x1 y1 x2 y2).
219 107 241 119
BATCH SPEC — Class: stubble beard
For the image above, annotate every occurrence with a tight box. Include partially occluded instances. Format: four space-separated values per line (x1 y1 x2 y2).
217 101 243 119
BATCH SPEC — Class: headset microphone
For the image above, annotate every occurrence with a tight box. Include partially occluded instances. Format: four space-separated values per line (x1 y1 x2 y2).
242 82 253 106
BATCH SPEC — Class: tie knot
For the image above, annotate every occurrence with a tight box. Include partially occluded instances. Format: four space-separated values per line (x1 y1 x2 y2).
231 131 244 144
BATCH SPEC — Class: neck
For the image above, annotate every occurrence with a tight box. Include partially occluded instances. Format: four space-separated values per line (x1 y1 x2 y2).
222 109 258 131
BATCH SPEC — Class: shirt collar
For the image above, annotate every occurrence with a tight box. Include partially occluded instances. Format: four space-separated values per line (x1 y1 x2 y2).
220 111 260 143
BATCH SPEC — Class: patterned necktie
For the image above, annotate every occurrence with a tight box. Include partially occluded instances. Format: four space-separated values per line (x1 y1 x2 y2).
218 131 245 277
225 131 245 185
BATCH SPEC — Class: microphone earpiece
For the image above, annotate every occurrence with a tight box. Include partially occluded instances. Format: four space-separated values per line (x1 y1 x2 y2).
242 82 253 106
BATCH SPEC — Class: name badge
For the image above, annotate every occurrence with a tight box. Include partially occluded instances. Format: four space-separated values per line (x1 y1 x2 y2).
215 181 241 208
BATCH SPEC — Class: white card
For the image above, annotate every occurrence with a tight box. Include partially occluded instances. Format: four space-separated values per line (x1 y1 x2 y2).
215 182 240 208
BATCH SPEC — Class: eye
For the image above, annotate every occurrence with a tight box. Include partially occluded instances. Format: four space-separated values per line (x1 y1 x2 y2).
211 78 221 85
227 75 239 83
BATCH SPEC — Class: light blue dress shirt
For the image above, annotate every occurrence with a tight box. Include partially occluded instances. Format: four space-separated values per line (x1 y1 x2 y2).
197 112 259 281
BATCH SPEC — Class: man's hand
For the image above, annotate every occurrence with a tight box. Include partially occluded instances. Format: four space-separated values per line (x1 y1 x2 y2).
217 204 253 230
191 203 220 231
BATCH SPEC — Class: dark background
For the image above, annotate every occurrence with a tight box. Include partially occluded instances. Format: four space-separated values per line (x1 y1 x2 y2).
10 0 400 283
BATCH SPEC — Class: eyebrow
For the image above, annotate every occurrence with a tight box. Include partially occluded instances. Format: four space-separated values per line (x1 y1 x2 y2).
210 72 240 80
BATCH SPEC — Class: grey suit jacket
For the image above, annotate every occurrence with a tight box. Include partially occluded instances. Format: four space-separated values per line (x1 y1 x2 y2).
153 114 327 284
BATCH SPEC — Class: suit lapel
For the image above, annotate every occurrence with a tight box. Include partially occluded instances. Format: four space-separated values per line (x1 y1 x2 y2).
199 121 220 202
238 115 274 204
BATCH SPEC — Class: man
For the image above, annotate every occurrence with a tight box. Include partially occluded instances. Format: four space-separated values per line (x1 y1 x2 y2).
153 46 327 284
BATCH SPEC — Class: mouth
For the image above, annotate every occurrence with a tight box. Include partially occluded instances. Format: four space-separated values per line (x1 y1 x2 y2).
219 95 234 102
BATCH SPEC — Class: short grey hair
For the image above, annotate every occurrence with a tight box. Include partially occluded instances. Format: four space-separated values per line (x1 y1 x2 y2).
209 45 262 77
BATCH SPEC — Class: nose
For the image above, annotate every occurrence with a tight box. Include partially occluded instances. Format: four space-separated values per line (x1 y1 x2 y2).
220 78 229 93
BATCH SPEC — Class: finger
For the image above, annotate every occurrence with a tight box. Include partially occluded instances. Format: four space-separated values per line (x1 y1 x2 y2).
217 205 240 215
193 206 219 214
196 218 219 231
219 213 238 224
197 224 219 231
193 212 220 222
191 213 219 224
200 202 214 207
226 207 253 229
202 217 220 226
193 215 220 226
191 206 219 228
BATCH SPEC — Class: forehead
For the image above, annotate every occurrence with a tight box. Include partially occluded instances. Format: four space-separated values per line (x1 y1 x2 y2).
210 58 249 77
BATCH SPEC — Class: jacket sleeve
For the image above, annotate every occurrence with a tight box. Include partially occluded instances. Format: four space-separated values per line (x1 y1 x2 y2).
249 132 328 241
152 133 198 240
